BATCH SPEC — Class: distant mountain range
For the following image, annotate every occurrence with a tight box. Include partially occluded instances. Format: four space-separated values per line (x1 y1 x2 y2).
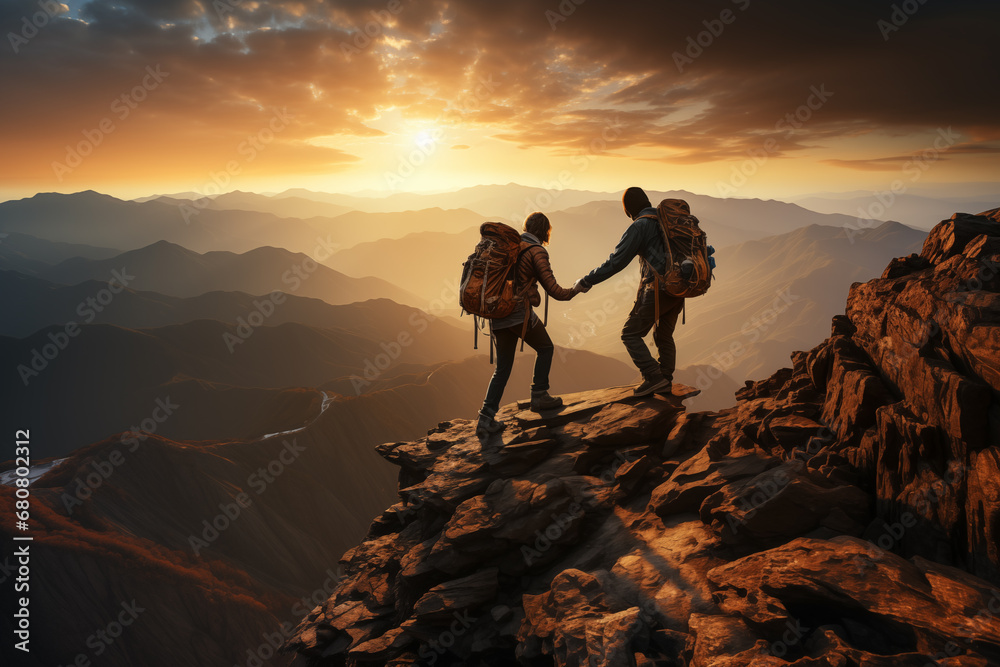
323 193 879 306
268 183 620 218
35 239 423 308
0 298 472 455
320 201 926 408
0 270 462 339
156 190 355 219
791 191 999 230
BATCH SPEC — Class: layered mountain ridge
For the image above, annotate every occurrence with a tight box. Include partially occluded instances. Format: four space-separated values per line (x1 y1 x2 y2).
282 209 1000 666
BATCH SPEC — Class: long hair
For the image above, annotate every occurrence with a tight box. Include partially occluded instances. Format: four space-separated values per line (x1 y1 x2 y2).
523 212 551 245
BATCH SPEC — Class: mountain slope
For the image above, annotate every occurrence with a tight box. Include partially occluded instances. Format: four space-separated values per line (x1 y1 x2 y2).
0 231 120 275
0 271 444 338
793 191 1000 230
0 191 343 255
168 190 356 219
37 240 423 308
0 352 637 667
272 183 617 217
0 300 472 456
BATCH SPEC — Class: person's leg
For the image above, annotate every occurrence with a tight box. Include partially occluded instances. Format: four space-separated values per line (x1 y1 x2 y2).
520 320 562 410
655 295 685 382
620 289 662 380
521 319 554 393
481 326 518 416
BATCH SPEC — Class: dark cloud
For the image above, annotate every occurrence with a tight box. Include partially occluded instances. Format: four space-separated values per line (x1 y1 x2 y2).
0 0 995 184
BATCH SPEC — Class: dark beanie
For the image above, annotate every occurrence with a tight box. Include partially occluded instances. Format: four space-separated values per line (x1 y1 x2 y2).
622 187 651 219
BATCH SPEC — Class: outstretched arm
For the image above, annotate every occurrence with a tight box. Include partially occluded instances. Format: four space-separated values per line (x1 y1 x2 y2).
581 220 645 287
530 247 577 301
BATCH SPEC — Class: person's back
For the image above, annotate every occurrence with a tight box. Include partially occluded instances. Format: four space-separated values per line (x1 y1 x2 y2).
477 213 581 437
573 187 687 396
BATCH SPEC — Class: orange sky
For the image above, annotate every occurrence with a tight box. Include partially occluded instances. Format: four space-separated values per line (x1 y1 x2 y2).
1 0 997 201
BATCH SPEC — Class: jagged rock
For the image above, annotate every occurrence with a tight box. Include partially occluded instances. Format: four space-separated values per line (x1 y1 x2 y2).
650 447 779 517
614 454 658 498
699 460 869 545
967 446 1000 583
686 613 758 666
518 568 626 665
285 211 1000 667
410 568 499 623
707 536 1000 662
563 400 679 448
584 607 649 667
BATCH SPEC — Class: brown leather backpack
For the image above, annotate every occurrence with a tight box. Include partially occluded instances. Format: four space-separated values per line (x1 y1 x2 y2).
639 199 713 299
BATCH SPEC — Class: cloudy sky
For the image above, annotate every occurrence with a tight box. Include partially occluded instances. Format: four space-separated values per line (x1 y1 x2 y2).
1 0 997 199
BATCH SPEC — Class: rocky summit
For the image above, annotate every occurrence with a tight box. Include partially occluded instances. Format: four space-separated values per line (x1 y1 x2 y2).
283 210 1000 666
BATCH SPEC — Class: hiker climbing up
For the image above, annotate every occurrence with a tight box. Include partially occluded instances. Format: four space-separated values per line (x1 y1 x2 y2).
460 212 584 437
574 187 713 396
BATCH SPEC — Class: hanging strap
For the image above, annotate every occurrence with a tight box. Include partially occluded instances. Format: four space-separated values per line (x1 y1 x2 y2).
473 314 478 350
682 300 686 325
654 280 661 335
489 321 495 364
544 292 549 327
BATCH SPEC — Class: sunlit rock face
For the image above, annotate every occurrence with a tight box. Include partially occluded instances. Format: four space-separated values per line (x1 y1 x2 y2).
285 210 1000 666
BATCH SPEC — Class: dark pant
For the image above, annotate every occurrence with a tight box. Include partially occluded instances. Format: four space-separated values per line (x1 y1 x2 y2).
481 319 554 416
621 288 684 381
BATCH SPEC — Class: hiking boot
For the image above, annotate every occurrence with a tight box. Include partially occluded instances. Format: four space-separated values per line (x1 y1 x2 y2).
530 390 563 412
634 376 671 397
476 411 505 437
653 379 674 396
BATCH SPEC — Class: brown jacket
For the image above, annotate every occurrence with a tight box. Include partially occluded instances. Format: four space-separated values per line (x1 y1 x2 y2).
517 242 576 305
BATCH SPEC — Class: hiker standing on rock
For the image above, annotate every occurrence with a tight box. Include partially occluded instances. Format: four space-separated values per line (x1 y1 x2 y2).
477 212 584 436
574 187 694 397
